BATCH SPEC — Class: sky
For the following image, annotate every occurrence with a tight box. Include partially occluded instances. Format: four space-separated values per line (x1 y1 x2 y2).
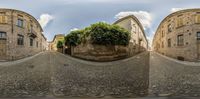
0 0 200 45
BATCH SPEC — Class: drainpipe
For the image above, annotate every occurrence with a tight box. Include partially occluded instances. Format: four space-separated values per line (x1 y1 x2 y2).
11 10 14 60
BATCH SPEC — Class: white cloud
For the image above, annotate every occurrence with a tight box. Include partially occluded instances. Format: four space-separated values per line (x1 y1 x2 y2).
170 7 195 13
115 11 152 30
146 30 155 48
70 28 79 31
171 8 185 12
38 14 54 28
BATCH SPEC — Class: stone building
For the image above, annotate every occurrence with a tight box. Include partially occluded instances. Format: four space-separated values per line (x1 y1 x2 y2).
153 9 200 62
70 15 148 61
114 15 148 54
0 8 47 60
49 34 65 51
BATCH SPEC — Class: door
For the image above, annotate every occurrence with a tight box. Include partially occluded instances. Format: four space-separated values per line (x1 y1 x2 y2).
0 39 6 60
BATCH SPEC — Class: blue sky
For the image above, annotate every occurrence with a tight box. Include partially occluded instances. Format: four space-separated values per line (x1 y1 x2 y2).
0 0 200 43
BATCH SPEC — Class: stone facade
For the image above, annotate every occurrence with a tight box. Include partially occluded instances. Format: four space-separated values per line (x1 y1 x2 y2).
153 9 200 62
71 15 148 61
49 34 65 52
0 8 47 61
114 15 148 54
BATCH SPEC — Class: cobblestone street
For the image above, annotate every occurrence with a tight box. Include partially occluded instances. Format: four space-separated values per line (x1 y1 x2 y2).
1 51 200 98
149 52 200 97
0 51 149 98
0 52 51 97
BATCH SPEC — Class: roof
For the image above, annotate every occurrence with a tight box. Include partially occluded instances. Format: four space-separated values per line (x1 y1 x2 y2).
113 15 148 44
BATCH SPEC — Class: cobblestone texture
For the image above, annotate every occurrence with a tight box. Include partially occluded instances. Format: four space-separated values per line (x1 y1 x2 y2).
51 52 149 98
0 51 149 98
0 53 51 97
149 52 200 97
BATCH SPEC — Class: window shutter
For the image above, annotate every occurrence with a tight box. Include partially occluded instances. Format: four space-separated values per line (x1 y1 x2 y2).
0 16 2 23
2 16 7 23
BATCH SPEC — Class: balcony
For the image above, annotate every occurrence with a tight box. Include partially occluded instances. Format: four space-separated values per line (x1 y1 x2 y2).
28 29 37 38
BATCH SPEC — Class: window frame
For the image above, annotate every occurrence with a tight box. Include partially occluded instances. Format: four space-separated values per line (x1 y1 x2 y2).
177 34 184 46
168 38 171 47
30 37 34 46
17 18 24 28
17 34 24 45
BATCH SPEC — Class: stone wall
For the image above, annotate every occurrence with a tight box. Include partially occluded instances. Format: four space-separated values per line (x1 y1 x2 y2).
71 42 146 61
0 9 46 61
153 9 200 62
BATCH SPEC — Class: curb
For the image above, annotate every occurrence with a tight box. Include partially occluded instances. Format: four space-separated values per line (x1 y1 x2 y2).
152 51 200 66
0 51 45 66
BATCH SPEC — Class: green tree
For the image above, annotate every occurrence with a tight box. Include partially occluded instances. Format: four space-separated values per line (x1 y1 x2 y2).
90 22 131 46
57 40 64 48
65 30 83 46
65 22 131 46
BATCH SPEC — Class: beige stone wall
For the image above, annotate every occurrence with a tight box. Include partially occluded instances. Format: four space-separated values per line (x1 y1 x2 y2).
153 9 200 62
0 9 46 60
72 42 129 61
114 15 148 53
49 34 65 51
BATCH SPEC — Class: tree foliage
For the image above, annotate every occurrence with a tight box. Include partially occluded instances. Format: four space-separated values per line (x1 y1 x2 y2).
90 22 130 45
65 22 131 46
57 40 64 48
65 30 83 46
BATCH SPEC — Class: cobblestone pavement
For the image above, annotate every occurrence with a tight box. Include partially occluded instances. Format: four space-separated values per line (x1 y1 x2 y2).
0 52 51 97
149 52 200 97
51 52 149 98
0 51 149 98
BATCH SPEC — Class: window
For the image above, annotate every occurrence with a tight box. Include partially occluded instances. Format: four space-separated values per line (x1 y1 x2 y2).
36 41 38 47
132 25 136 33
0 16 7 23
168 38 171 47
168 24 172 33
161 42 164 48
177 34 184 46
17 19 23 27
0 32 6 39
161 30 165 37
197 32 200 40
30 38 33 46
177 18 184 27
17 34 24 45
195 15 200 23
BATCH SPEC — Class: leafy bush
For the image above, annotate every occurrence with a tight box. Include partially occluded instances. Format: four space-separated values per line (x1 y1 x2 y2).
57 40 64 48
65 22 131 46
90 22 130 46
65 30 83 46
